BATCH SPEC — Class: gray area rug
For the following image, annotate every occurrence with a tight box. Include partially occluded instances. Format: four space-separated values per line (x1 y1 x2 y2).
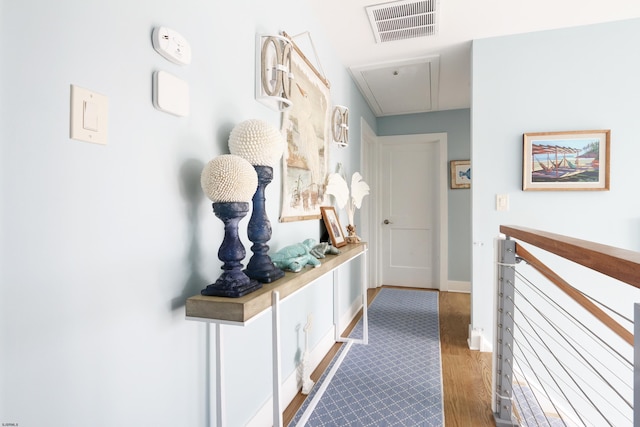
291 288 443 426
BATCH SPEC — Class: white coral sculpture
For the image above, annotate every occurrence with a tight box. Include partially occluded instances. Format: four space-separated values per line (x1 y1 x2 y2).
201 155 258 203
325 171 370 227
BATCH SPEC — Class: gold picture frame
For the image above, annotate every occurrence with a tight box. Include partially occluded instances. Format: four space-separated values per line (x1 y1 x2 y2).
320 206 346 248
522 130 610 191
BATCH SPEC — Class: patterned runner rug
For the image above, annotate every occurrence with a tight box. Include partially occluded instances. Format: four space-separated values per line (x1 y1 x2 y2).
290 288 443 426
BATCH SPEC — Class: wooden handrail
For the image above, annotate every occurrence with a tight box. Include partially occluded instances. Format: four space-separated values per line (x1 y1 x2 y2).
500 225 640 289
514 243 634 346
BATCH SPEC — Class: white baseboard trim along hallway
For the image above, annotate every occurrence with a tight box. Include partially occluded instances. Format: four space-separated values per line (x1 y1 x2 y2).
248 295 363 426
447 280 471 293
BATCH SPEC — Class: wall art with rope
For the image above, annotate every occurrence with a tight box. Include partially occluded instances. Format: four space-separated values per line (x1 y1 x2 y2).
278 32 331 222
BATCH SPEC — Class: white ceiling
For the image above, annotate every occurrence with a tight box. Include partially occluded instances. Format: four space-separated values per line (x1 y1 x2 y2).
309 0 640 115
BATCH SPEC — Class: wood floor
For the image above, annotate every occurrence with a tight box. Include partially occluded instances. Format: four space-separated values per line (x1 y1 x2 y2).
439 291 495 426
283 287 496 426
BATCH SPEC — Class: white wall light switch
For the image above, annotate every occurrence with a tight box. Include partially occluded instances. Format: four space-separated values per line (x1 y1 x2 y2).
70 85 108 145
153 71 189 117
496 194 509 211
83 101 99 131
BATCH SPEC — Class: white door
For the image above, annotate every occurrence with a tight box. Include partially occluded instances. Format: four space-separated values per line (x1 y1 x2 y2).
380 138 439 289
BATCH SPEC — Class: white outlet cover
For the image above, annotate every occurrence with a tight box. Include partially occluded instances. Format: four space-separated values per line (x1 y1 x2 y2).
70 85 108 145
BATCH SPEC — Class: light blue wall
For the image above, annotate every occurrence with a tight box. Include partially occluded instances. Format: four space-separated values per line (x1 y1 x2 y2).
0 1 375 426
378 109 472 282
471 18 640 346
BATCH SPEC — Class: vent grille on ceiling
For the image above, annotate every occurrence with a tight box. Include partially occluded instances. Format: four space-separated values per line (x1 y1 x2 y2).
366 0 438 43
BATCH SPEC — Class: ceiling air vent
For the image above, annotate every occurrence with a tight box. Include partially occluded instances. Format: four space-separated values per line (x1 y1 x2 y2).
366 0 438 43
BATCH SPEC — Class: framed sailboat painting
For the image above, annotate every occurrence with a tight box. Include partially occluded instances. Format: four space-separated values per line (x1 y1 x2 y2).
522 130 610 191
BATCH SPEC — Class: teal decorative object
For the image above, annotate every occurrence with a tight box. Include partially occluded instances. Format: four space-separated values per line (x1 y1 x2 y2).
270 239 340 273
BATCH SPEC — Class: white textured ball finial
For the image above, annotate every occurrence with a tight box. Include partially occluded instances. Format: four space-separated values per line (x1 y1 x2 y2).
228 119 285 167
201 155 258 203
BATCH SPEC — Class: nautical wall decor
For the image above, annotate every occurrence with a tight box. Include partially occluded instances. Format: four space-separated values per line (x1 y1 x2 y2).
256 34 294 111
522 130 610 191
450 160 471 189
331 105 349 147
279 32 331 222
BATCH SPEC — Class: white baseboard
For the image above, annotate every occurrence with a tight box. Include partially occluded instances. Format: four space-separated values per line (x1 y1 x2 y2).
467 324 492 352
447 280 471 293
247 297 363 426
480 336 492 352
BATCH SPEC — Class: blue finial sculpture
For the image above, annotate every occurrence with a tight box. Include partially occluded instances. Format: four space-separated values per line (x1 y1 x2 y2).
200 155 261 297
244 165 285 282
229 119 285 283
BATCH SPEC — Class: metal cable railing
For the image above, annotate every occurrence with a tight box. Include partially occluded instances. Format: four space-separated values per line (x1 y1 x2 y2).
511 271 631 425
494 226 640 427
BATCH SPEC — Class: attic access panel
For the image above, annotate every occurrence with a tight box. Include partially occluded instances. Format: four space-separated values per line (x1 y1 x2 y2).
350 56 439 117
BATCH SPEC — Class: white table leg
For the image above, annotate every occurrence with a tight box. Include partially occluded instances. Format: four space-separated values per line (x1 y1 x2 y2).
362 249 368 344
215 323 225 427
333 269 340 341
272 291 283 427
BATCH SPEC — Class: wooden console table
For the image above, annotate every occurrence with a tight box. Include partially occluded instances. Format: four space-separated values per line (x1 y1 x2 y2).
185 242 368 427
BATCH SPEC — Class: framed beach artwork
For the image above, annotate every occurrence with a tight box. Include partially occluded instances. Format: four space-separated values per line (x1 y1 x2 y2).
522 130 610 191
450 160 471 189
320 206 346 248
279 32 331 222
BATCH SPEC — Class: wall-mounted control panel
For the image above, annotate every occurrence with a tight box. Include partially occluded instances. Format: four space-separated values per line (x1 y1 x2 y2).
153 71 189 117
152 27 191 65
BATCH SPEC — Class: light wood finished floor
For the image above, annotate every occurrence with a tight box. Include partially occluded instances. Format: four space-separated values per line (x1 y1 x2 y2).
283 287 495 426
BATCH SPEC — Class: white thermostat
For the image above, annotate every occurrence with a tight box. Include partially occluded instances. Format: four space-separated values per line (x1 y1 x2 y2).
153 71 189 117
152 26 191 65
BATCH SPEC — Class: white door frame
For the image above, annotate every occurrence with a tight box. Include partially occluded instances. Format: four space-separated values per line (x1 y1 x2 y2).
362 127 448 291
360 118 378 288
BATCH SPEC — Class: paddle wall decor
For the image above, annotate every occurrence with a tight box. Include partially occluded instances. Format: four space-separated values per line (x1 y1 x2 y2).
255 34 293 111
331 105 349 147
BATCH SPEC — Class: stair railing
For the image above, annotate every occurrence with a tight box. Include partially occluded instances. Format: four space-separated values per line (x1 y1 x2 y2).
494 225 640 427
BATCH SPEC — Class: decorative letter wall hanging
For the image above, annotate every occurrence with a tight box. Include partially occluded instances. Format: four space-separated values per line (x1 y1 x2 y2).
332 105 349 147
255 34 293 111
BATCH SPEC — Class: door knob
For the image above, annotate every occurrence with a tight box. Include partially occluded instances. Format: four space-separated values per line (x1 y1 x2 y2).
383 219 392 225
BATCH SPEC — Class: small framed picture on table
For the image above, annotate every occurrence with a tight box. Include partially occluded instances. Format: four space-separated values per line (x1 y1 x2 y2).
320 206 346 248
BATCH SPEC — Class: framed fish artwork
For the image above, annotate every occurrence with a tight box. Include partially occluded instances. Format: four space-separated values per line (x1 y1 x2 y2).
450 160 471 189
